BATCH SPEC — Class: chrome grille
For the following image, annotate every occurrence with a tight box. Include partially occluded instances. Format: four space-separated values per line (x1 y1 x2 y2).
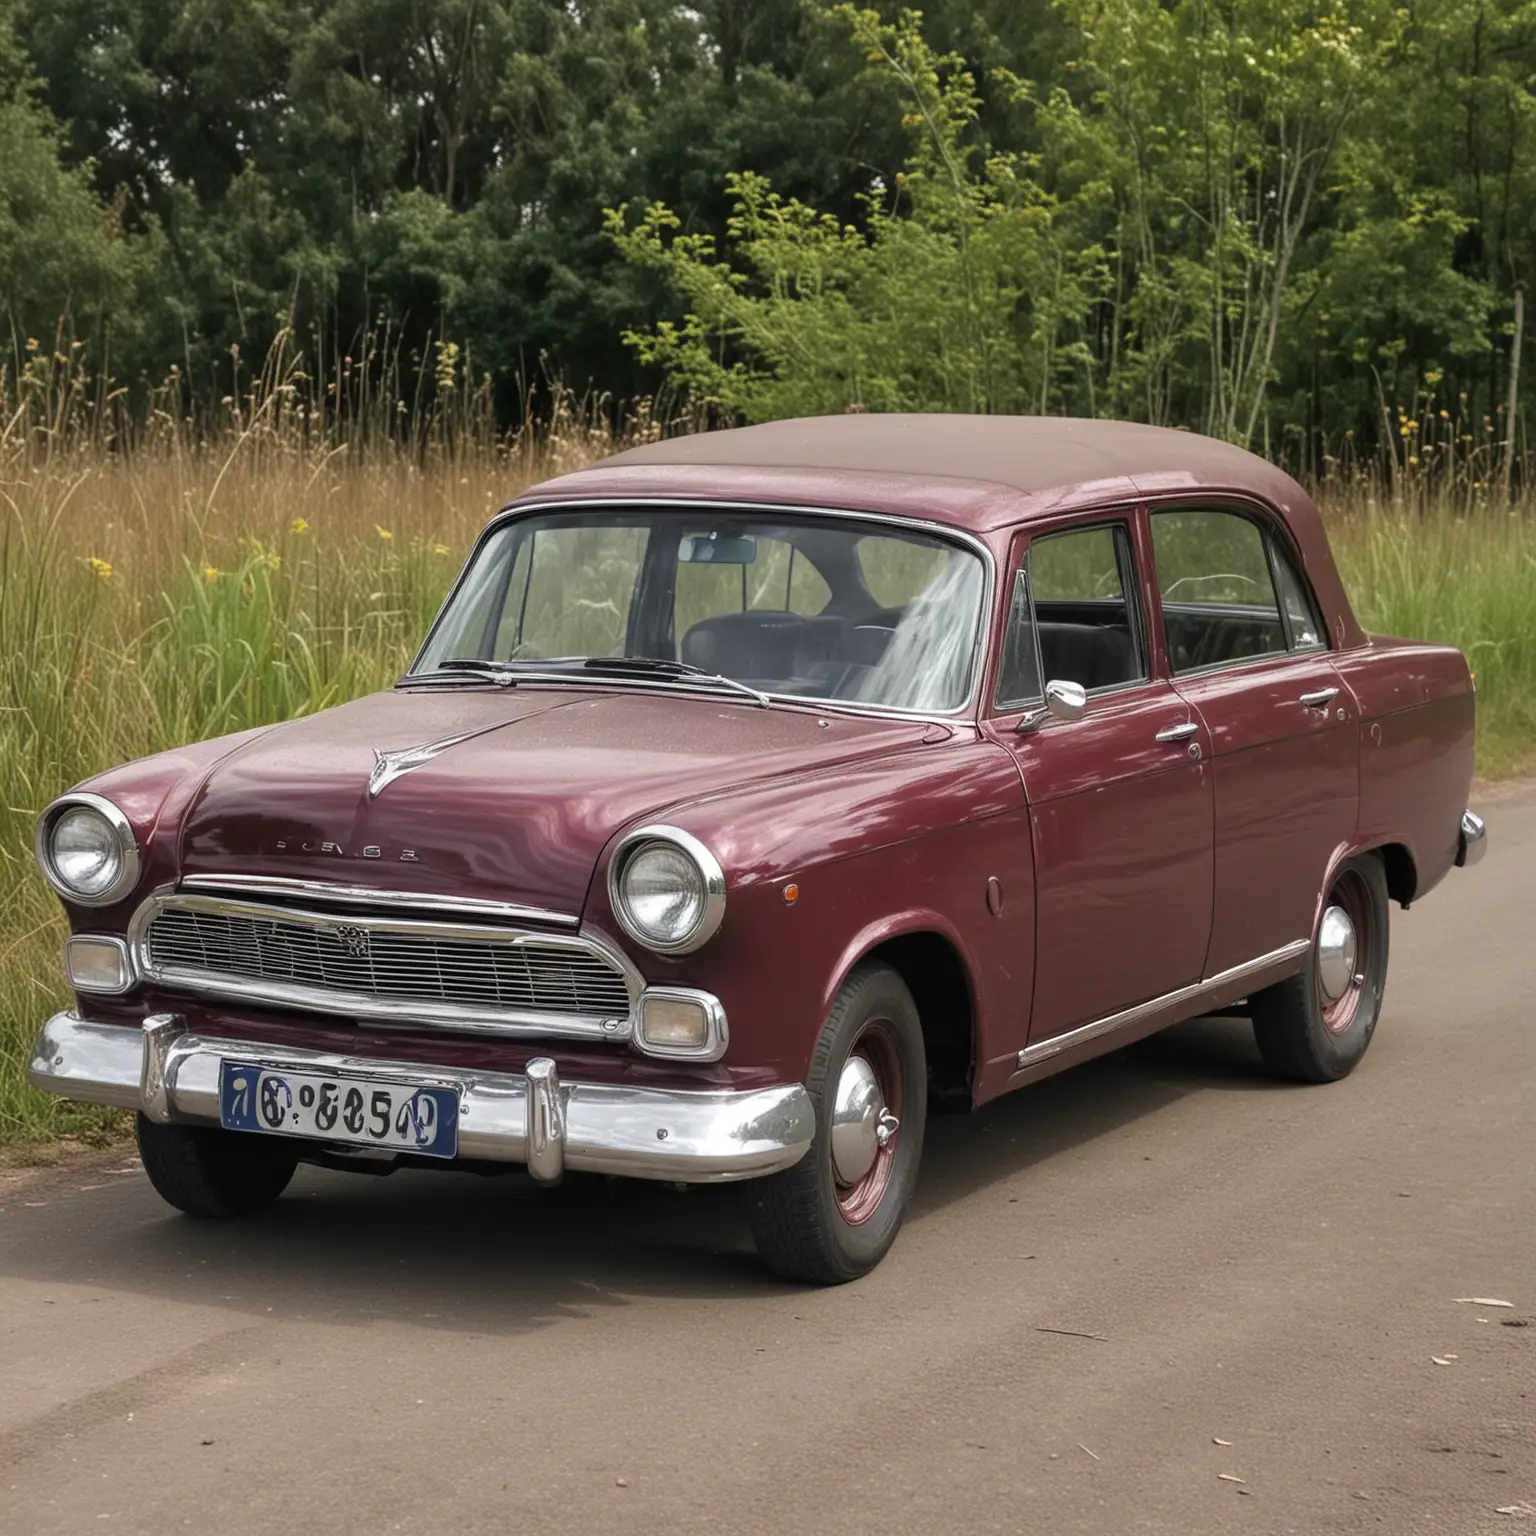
134 893 636 1040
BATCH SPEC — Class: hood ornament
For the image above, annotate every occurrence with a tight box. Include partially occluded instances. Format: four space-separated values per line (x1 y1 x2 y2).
369 730 481 799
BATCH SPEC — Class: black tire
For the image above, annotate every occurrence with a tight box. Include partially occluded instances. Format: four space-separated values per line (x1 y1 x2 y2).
135 1115 299 1218
746 963 926 1284
1251 852 1391 1084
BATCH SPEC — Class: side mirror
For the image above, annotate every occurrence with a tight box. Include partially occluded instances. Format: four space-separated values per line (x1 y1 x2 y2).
1015 678 1088 732
1044 679 1087 722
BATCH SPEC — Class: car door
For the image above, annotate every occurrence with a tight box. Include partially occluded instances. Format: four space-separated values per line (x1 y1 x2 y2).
1149 506 1359 975
992 515 1215 1045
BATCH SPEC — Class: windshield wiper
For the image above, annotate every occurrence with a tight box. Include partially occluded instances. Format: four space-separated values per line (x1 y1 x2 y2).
405 655 770 706
406 658 520 687
574 656 770 707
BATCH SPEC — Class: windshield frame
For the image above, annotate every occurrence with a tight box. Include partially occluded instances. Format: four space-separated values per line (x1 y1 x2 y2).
405 496 997 721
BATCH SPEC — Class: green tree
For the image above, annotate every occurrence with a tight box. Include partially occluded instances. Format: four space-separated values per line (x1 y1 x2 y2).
608 6 1094 418
0 6 134 352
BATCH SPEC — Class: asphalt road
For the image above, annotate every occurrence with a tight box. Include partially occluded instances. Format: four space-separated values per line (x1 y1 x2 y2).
3 791 1532 1536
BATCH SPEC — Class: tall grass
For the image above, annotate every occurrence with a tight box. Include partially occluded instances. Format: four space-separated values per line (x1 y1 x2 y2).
0 338 657 1144
1 354 1531 1143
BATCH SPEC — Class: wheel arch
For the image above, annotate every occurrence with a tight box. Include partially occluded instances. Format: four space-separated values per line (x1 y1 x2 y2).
1377 841 1418 907
828 920 979 1113
1317 839 1417 928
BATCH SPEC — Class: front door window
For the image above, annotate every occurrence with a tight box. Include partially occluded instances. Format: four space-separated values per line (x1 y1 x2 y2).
996 522 1145 706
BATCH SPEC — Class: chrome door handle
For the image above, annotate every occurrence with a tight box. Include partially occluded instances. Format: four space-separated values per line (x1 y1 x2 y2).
1155 721 1200 743
1299 687 1340 708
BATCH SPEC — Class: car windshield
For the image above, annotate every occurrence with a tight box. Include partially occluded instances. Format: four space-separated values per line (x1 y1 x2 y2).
410 507 987 713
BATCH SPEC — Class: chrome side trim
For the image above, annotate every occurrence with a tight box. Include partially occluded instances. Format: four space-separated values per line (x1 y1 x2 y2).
27 1012 816 1183
407 495 997 722
34 791 143 908
127 891 643 1043
1456 809 1487 868
608 824 727 957
1015 939 1311 1071
178 875 579 929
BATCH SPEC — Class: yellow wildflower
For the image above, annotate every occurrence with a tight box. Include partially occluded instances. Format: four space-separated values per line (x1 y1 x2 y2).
290 516 310 535
84 557 113 581
203 566 222 584
264 551 281 571
376 525 394 541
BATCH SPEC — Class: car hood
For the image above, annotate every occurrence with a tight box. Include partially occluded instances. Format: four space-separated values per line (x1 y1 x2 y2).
177 686 934 916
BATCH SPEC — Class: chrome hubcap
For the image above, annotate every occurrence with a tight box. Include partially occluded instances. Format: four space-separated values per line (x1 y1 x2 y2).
830 1055 899 1185
1317 903 1358 1003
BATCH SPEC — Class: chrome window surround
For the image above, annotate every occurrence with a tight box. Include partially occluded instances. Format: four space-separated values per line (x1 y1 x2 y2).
127 890 645 1043
635 986 730 1062
35 792 143 909
65 935 137 996
178 874 579 929
405 496 997 723
607 824 727 957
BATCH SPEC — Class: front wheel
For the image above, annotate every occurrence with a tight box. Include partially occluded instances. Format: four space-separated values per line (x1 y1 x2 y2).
136 1115 299 1218
1251 852 1391 1083
746 963 926 1284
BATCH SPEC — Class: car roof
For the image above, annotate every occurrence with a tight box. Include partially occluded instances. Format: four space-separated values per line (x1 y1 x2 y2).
531 413 1313 537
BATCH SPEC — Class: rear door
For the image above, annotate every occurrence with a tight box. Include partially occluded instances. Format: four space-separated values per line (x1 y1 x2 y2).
1149 506 1358 975
993 516 1215 1045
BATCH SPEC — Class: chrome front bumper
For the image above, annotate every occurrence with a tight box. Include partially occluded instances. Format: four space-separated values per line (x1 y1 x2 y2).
28 1012 814 1184
1457 809 1488 868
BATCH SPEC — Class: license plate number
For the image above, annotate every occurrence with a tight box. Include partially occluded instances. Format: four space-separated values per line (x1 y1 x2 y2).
219 1061 459 1159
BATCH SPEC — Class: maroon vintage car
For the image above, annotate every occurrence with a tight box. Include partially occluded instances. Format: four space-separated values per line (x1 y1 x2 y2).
30 416 1486 1281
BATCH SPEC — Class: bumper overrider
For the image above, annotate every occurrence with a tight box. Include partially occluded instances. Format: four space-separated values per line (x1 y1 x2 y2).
1457 809 1488 868
28 1012 815 1184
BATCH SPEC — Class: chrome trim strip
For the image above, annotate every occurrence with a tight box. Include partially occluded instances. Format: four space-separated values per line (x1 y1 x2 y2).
64 935 137 996
406 495 997 722
608 824 727 957
1457 809 1487 868
1014 939 1311 1071
35 792 143 908
178 875 579 929
26 1012 815 1183
127 891 643 1043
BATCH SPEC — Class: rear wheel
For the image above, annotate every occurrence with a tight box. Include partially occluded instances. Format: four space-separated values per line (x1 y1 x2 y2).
136 1115 298 1218
1251 853 1390 1083
746 963 926 1284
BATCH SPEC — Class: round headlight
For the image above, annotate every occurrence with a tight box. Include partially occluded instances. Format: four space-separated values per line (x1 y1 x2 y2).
36 794 140 906
609 826 725 955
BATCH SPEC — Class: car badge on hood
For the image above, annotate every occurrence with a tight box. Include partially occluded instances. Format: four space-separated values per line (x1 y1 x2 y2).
369 730 482 798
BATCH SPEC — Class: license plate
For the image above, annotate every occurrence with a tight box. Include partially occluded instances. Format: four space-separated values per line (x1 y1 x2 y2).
219 1060 460 1159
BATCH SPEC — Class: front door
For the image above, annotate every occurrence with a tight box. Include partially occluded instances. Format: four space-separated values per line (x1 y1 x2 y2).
1149 507 1359 974
992 517 1215 1045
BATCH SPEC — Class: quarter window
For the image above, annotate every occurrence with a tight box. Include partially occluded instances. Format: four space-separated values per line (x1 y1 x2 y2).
1151 510 1288 674
995 523 1146 707
1269 544 1325 650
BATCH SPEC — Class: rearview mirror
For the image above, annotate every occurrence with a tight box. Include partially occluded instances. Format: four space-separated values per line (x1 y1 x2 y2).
679 533 758 565
1044 679 1087 722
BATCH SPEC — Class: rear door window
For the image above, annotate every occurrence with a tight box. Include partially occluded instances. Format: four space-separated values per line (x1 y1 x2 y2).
1150 510 1287 674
